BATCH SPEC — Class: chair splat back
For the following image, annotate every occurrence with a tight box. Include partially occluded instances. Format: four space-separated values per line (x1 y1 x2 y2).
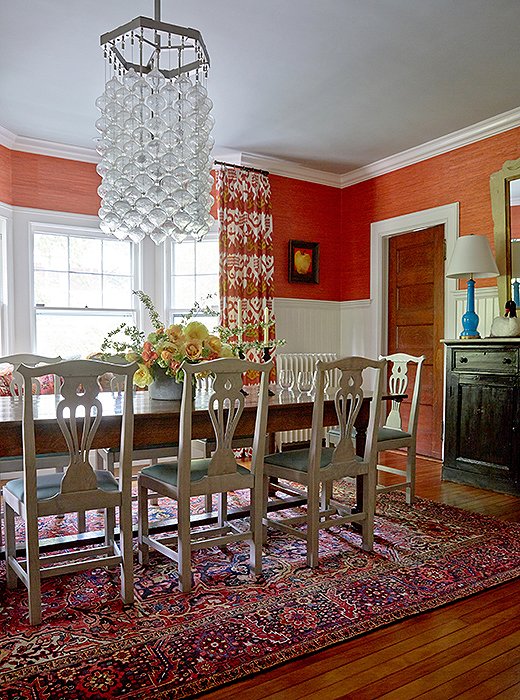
56 375 104 494
330 367 364 465
381 353 425 431
207 371 246 475
178 357 272 488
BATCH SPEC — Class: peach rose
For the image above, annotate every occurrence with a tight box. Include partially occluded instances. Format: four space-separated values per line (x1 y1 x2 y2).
166 324 184 342
205 335 222 355
185 339 203 360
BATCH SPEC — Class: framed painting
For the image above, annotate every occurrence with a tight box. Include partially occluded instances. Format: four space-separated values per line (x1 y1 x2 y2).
288 240 319 283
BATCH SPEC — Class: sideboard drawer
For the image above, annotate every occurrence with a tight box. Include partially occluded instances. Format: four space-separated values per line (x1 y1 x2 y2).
453 349 518 374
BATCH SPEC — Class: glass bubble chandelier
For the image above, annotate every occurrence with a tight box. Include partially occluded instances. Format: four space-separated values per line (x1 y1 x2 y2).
96 0 215 244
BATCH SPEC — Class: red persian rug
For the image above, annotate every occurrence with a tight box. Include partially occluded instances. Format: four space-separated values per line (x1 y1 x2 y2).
1 483 520 699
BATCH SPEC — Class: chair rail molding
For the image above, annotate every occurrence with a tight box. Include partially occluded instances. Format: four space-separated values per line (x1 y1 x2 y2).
370 203 460 357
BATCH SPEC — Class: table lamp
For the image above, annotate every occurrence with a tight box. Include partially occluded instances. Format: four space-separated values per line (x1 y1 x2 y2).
446 234 499 339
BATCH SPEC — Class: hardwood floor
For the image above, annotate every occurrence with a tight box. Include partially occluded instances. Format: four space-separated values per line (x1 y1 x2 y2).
201 454 520 699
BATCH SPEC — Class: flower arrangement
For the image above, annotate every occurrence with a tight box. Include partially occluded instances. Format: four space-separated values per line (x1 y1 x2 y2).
100 291 235 387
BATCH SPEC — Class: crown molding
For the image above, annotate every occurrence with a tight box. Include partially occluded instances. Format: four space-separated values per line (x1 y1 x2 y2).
241 153 342 188
0 126 99 163
15 137 98 163
0 125 16 150
1 104 520 187
340 106 520 188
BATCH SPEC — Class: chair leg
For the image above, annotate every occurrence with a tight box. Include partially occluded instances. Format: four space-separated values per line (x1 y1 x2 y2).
306 479 320 569
406 446 416 505
249 485 263 578
361 468 376 552
137 478 149 566
149 459 159 506
217 492 227 527
204 493 213 513
177 497 192 593
77 510 86 533
5 502 18 590
262 474 269 545
26 516 42 626
321 481 332 513
104 507 116 550
119 499 134 606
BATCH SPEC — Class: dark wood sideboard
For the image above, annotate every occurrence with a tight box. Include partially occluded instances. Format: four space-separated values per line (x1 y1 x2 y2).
443 339 520 495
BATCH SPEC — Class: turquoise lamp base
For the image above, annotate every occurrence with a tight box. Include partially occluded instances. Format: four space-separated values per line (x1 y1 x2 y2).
459 278 480 339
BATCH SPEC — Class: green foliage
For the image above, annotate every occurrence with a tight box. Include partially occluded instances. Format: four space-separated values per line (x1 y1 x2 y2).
100 291 222 359
133 290 162 330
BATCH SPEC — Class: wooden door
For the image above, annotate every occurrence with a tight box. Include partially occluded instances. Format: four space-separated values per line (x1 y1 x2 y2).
388 225 445 458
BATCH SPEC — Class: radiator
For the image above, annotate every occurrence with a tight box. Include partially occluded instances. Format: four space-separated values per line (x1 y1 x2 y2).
275 353 338 450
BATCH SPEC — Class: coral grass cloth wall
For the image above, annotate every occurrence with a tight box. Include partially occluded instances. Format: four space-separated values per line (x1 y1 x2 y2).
340 127 520 300
10 150 101 215
0 145 13 204
0 148 342 301
270 174 341 301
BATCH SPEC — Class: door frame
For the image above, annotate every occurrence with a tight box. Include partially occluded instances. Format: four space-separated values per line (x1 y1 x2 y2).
370 202 459 357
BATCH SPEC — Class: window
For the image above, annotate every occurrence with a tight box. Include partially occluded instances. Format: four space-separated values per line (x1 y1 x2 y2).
0 214 5 353
168 230 220 330
33 228 138 358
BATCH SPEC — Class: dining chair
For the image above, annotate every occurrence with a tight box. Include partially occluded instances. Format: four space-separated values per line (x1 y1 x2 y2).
137 357 272 593
0 354 71 547
262 356 386 569
375 352 425 504
3 359 136 626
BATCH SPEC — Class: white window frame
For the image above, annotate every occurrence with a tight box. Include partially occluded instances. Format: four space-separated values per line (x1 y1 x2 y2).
27 214 144 354
164 221 220 325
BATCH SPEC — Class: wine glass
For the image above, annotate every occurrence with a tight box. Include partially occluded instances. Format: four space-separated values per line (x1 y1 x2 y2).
278 369 295 391
297 371 314 395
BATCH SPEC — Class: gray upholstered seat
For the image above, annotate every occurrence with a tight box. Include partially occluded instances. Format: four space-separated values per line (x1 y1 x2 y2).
4 470 119 503
140 458 250 488
377 426 411 442
264 447 336 473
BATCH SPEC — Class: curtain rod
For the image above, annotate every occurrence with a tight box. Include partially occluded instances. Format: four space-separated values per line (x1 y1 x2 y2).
214 160 269 176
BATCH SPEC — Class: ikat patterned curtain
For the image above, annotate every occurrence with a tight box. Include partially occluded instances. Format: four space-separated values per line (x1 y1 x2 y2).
217 165 275 380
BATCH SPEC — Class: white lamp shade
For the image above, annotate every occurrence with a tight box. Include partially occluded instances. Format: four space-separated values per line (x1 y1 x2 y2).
446 234 499 279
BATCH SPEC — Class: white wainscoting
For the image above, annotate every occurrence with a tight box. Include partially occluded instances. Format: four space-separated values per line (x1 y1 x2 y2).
273 298 340 354
271 289 499 360
339 299 374 358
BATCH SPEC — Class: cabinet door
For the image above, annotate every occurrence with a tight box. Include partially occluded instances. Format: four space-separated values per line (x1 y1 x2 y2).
444 371 520 493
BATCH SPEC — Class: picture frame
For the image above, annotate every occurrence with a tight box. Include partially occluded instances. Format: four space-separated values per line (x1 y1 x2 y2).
288 240 320 283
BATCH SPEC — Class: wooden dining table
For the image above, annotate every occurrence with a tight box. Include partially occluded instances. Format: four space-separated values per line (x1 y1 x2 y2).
0 386 384 459
0 386 403 552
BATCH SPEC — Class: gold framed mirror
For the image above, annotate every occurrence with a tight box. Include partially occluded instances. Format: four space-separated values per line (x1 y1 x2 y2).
490 155 520 311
